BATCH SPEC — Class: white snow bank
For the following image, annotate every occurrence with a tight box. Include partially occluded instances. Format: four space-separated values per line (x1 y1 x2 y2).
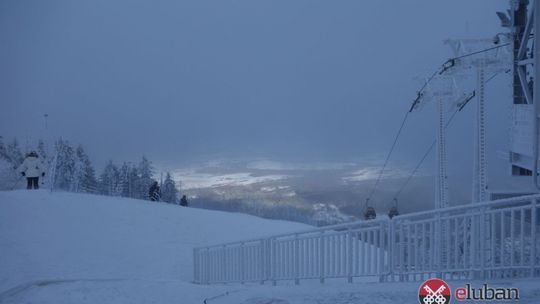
0 190 307 303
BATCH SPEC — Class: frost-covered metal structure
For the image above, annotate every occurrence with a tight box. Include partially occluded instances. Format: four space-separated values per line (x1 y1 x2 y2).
509 0 540 184
413 37 511 208
443 38 511 202
194 195 540 284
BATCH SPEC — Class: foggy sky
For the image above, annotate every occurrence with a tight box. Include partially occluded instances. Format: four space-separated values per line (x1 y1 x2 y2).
1 0 510 171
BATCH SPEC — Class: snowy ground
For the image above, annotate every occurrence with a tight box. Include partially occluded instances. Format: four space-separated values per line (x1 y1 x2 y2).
1 190 539 304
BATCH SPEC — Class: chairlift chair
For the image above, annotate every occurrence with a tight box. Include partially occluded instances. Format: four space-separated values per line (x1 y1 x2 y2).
388 198 399 219
363 198 377 220
388 206 399 219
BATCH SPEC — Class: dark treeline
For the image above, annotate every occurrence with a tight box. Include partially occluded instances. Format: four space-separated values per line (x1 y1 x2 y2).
0 136 180 204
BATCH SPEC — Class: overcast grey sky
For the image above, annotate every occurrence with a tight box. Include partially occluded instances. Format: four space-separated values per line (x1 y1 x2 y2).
1 0 510 170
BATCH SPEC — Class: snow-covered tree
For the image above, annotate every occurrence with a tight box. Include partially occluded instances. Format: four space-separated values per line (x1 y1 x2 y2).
99 160 121 196
1 137 24 168
0 136 5 161
135 156 156 200
128 166 140 198
161 172 178 204
0 158 16 190
53 139 76 191
118 162 131 198
139 156 153 179
0 137 20 190
75 145 98 193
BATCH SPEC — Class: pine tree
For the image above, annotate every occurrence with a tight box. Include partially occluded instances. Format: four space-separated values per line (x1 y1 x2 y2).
139 156 153 180
75 145 98 193
0 137 20 189
2 138 24 168
161 172 179 203
53 139 76 191
128 166 140 198
136 156 156 200
118 162 131 198
99 160 121 196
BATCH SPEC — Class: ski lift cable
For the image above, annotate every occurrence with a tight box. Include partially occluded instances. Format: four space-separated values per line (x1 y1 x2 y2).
409 68 442 112
367 59 454 201
452 42 511 61
391 68 510 202
365 110 410 204
392 108 460 200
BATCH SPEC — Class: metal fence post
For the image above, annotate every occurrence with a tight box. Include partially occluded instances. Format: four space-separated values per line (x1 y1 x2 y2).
294 234 300 285
469 214 476 280
260 239 266 284
532 199 538 277
479 211 486 279
347 227 353 283
320 231 325 284
271 238 277 286
379 222 385 282
205 248 210 284
436 213 442 279
193 248 199 283
222 245 227 283
240 242 245 284
389 219 395 282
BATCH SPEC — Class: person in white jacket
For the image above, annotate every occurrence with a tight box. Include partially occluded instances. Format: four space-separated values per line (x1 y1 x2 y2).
17 151 46 189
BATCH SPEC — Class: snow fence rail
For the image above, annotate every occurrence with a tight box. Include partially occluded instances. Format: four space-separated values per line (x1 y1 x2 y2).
193 194 540 284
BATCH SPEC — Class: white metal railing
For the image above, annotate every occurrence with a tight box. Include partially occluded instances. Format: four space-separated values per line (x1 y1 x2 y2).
193 195 540 284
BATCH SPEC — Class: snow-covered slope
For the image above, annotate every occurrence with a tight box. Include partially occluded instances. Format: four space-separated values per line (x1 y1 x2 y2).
1 190 539 304
0 190 308 303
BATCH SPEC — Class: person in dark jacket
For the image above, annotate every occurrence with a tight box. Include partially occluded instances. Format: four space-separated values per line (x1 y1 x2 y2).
180 195 188 207
17 151 45 190
149 181 161 202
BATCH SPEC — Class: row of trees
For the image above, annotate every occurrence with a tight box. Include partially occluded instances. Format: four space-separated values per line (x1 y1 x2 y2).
0 136 180 204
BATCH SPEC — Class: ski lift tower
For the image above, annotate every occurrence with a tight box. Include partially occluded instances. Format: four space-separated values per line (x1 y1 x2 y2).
444 39 512 202
423 76 461 209
416 72 470 209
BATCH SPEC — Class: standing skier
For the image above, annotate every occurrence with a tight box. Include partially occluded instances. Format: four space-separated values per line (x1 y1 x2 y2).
149 181 161 202
18 151 45 190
